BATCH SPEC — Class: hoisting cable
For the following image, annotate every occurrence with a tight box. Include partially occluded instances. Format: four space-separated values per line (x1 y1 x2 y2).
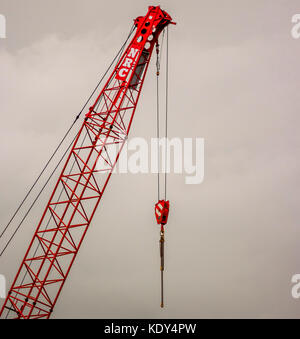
155 28 166 201
0 24 135 257
155 28 169 309
156 41 161 201
164 26 169 201
155 35 162 307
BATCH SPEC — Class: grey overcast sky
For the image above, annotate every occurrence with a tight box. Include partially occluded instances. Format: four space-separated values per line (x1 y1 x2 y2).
1 0 300 318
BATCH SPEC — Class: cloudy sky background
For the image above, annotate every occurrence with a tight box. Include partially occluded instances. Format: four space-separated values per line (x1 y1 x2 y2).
1 0 300 318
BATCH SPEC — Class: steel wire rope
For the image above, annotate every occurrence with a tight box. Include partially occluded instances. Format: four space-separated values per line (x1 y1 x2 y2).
0 24 135 253
2 24 135 318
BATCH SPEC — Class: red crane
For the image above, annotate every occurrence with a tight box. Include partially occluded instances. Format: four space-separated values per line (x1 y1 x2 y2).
0 6 174 319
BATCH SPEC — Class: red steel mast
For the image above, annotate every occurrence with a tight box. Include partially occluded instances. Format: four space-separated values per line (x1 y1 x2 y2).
0 6 174 319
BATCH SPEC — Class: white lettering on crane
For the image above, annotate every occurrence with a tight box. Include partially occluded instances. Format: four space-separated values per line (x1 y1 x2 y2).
123 57 134 68
118 68 129 78
116 47 140 81
128 48 139 58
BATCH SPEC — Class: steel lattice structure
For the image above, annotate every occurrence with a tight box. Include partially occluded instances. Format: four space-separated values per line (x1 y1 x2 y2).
0 6 174 319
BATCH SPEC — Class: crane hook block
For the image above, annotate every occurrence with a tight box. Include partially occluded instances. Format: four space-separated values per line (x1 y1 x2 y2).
155 200 170 226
